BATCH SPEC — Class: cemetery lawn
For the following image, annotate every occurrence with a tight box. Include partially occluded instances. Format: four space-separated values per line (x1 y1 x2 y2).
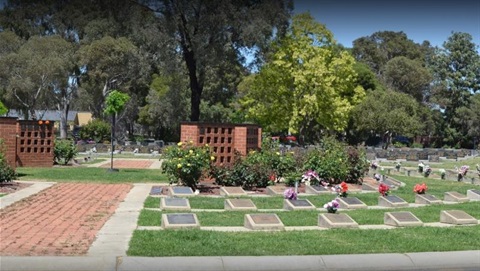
16 167 169 183
131 176 480 256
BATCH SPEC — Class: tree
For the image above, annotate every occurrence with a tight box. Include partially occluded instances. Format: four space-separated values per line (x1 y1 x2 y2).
241 13 365 142
149 0 293 121
104 90 130 171
0 101 7 115
350 90 423 148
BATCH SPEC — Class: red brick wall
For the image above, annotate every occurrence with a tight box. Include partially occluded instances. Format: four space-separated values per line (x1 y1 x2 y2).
0 117 18 169
16 120 55 167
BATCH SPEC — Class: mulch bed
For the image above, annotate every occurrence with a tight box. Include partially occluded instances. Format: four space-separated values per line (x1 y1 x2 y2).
0 182 32 195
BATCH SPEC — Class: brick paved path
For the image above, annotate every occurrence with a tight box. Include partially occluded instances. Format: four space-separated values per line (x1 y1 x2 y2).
0 183 132 256
99 159 155 169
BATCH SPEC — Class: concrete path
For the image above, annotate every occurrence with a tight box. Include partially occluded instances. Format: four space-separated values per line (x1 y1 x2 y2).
0 181 55 209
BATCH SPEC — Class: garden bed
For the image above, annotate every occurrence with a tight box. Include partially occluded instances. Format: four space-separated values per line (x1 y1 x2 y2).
0 181 32 195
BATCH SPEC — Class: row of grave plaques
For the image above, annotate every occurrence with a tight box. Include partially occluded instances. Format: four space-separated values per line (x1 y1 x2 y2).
161 210 479 230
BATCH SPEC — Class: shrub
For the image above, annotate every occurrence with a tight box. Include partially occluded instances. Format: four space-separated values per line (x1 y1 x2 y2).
54 139 78 165
162 141 214 190
345 146 369 184
0 139 17 183
79 119 111 143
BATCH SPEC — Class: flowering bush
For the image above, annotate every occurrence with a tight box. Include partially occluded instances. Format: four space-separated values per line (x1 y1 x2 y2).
323 199 340 213
413 183 428 194
301 169 320 186
439 168 446 180
456 165 469 182
283 188 297 200
423 165 432 177
162 141 214 190
332 181 348 197
378 183 390 196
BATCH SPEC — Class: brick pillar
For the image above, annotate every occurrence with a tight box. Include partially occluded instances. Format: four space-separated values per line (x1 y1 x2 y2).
180 123 199 144
234 126 247 155
0 117 18 169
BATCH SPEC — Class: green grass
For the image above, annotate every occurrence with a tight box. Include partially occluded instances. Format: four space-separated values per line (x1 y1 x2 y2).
128 225 480 256
16 167 169 183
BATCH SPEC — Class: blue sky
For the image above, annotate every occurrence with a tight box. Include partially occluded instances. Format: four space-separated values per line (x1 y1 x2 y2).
294 0 480 48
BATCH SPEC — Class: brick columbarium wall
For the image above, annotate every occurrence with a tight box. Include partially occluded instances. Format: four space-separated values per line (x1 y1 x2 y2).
180 122 262 165
16 120 55 167
0 117 18 169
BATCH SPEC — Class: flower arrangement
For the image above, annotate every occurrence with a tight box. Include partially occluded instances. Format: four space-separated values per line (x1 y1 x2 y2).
332 181 348 197
439 168 446 180
455 165 469 182
413 183 428 194
418 162 425 173
283 187 297 200
374 173 381 182
323 199 340 213
395 162 401 171
370 161 379 170
378 183 390 196
423 165 432 177
301 169 320 186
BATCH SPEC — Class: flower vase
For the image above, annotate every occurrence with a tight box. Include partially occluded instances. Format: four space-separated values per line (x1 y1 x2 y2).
327 207 337 214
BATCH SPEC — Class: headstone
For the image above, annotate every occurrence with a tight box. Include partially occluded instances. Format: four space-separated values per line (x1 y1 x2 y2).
466 189 480 200
337 197 368 209
225 199 257 211
283 199 315 210
414 194 442 205
305 185 331 194
244 214 285 231
384 211 423 227
440 210 478 225
443 191 469 203
318 213 359 228
161 197 191 211
428 155 440 162
161 213 200 229
169 186 195 197
378 195 409 207
220 187 247 197
150 186 163 195
266 186 286 196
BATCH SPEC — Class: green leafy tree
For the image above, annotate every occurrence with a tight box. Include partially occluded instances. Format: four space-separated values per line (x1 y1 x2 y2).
0 101 7 115
241 13 365 141
104 90 130 170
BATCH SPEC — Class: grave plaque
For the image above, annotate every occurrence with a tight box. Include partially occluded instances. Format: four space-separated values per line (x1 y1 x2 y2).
337 197 367 209
220 187 247 196
161 197 191 210
384 211 423 227
466 189 480 200
415 194 442 205
428 155 440 162
440 210 478 225
266 186 286 196
169 186 195 197
382 178 400 188
378 195 409 207
318 213 358 228
362 182 377 191
305 185 330 194
161 213 200 229
225 199 257 211
244 213 285 230
283 199 315 210
150 186 163 195
443 191 469 203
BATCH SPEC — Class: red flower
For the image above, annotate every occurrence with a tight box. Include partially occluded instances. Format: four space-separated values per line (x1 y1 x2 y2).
378 183 390 196
340 181 348 193
413 183 428 194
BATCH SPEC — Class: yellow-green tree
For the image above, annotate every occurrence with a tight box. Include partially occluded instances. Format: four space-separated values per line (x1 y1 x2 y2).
241 13 365 141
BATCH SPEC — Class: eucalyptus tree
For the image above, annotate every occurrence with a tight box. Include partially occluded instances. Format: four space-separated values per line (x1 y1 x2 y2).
241 13 365 142
143 0 293 121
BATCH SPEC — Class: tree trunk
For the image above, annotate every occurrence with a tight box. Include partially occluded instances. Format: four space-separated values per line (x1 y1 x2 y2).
182 45 203 121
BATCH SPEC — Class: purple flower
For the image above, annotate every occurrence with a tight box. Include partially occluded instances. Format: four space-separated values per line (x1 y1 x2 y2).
283 188 297 200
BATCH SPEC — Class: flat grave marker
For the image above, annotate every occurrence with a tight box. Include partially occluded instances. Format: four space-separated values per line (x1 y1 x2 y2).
161 213 200 229
318 213 359 228
220 187 247 197
337 197 368 209
440 210 478 225
225 199 257 211
266 186 287 196
150 186 163 195
362 182 377 191
415 194 442 205
160 197 191 211
443 191 469 203
305 185 331 194
384 211 423 227
466 189 480 200
169 186 195 197
378 195 409 207
283 199 316 210
244 213 285 231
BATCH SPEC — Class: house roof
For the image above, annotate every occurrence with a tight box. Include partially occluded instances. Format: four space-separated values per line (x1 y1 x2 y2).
4 110 79 122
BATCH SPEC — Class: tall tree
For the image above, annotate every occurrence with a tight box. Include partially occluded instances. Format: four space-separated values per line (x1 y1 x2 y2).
146 0 293 121
241 13 365 142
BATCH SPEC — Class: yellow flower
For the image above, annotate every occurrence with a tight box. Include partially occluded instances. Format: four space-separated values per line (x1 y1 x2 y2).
187 163 191 167
205 144 209 147
210 156 215 161
177 163 182 168
189 140 193 144
189 150 194 154
276 152 280 155
177 142 183 146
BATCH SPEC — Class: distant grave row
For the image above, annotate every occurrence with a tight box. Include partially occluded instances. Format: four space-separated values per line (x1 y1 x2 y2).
366 148 472 162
